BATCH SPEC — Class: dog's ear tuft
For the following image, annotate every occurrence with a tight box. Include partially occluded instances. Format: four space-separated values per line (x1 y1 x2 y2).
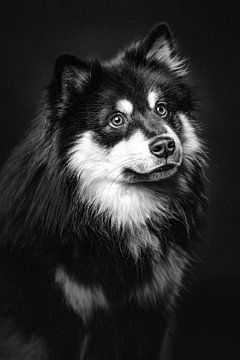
139 23 188 76
54 54 90 93
142 23 173 55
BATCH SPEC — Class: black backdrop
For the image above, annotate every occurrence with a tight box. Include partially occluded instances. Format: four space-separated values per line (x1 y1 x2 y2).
0 1 239 359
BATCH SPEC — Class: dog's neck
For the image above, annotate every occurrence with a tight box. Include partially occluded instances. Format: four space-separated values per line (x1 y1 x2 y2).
79 179 171 232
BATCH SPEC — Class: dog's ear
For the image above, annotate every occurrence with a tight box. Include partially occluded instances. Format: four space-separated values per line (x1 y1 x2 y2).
138 23 188 76
54 54 90 94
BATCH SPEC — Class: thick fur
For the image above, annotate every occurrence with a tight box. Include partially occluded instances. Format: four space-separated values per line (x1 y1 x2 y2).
0 24 207 359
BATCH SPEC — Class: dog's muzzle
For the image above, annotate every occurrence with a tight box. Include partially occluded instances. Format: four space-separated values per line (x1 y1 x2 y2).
123 134 182 183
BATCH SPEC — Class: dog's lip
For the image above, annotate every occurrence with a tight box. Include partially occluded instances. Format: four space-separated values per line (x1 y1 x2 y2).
125 162 180 176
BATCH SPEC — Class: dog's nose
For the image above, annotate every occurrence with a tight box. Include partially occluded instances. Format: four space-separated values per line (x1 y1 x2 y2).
149 136 176 159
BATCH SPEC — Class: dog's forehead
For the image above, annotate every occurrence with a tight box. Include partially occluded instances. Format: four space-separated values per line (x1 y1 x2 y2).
99 65 161 113
106 83 158 114
115 90 159 116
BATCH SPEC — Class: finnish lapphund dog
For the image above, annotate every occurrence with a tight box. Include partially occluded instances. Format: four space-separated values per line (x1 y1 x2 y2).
0 24 207 359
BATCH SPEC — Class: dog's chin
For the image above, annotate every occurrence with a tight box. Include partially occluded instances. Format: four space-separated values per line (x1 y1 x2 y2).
123 163 180 184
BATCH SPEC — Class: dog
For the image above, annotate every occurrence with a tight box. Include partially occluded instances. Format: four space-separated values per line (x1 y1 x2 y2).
0 23 207 359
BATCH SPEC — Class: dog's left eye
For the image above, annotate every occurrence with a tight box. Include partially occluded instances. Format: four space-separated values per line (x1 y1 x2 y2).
155 102 168 117
110 114 125 128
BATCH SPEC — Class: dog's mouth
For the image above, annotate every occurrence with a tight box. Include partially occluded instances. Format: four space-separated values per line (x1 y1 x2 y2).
124 163 180 183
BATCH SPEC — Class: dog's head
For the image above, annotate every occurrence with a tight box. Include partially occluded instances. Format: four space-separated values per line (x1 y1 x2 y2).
48 24 205 226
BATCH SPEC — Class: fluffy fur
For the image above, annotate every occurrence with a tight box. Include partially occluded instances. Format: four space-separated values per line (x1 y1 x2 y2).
0 23 207 359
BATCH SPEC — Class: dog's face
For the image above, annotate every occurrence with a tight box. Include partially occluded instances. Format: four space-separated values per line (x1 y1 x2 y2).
66 69 185 185
50 24 204 226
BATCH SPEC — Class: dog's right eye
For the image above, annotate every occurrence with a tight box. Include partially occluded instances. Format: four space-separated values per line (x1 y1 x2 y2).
110 114 125 128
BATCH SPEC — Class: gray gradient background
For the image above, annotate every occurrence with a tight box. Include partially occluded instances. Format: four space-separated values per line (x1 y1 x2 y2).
0 1 239 359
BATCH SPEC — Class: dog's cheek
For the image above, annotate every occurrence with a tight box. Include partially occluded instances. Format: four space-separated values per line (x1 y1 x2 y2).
179 113 202 157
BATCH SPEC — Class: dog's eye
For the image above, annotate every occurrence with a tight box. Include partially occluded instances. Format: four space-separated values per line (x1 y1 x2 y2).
155 102 168 117
110 114 125 128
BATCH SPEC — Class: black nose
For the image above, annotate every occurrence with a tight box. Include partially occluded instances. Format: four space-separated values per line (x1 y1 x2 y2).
149 136 176 159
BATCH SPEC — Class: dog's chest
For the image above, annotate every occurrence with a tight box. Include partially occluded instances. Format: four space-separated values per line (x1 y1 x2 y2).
55 225 188 324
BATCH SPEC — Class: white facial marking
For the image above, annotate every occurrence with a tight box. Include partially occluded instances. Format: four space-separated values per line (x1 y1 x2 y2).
68 130 170 231
68 131 110 179
55 267 108 323
116 99 133 115
108 130 151 172
179 113 202 155
147 91 158 109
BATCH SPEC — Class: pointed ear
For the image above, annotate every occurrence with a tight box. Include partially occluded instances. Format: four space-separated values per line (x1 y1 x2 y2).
54 54 90 93
139 23 188 76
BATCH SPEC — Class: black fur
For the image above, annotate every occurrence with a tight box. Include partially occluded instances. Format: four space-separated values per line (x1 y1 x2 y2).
0 24 207 359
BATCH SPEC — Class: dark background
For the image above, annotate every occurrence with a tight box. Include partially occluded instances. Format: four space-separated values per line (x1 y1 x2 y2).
0 1 239 359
